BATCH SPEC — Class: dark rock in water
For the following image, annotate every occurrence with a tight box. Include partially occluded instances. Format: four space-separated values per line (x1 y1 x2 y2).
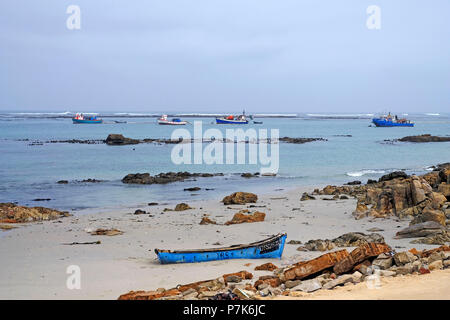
32 198 51 201
410 207 446 226
79 179 103 183
0 203 70 223
106 134 140 145
134 209 147 215
345 181 361 185
241 173 258 178
148 202 158 206
222 192 258 205
378 171 408 182
367 179 377 184
395 221 448 238
184 187 201 192
57 180 69 184
122 173 153 184
410 233 450 245
339 195 349 199
398 134 450 143
122 172 223 185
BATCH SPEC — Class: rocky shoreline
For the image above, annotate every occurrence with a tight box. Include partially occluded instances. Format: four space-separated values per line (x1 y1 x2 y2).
118 244 450 300
19 134 328 146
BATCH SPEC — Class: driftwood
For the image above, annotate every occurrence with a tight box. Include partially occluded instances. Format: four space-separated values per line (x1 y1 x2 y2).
63 241 101 245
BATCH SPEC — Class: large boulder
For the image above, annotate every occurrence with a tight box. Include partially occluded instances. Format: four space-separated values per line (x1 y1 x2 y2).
0 203 70 223
438 183 450 199
122 172 221 184
394 221 447 238
411 207 446 226
303 232 385 251
225 211 265 225
222 192 258 205
398 134 450 143
174 203 192 211
378 171 408 182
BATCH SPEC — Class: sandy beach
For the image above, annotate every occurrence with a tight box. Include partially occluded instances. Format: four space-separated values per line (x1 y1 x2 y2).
0 185 445 300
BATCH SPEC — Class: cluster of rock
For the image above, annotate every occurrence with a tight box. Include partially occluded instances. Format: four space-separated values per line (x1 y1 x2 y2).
0 203 70 224
222 192 258 205
105 134 328 146
57 179 104 184
398 134 450 143
117 244 450 300
311 164 450 244
278 137 327 144
122 172 223 184
300 232 385 251
25 139 104 145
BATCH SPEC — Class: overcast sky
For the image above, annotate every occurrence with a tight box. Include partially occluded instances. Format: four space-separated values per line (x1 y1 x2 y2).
1 1 449 113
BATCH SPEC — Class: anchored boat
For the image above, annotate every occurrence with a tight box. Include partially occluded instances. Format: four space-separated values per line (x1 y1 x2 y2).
372 113 414 127
155 233 287 264
157 115 187 125
72 113 103 124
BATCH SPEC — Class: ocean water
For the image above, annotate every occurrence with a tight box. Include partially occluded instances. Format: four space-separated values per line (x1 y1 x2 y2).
0 112 449 211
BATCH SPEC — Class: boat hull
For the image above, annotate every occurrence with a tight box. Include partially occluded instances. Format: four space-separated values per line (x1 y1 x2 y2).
72 119 103 124
155 233 287 264
216 118 248 124
372 118 414 127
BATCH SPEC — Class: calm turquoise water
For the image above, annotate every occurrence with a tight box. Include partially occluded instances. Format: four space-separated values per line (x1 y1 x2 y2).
1 113 449 211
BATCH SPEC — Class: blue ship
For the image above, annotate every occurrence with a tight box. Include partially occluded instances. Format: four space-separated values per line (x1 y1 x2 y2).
372 113 414 127
216 117 249 124
155 233 287 264
72 113 103 124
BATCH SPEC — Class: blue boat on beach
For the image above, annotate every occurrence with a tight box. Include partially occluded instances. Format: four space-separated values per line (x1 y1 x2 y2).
72 113 103 124
372 113 414 127
155 233 287 264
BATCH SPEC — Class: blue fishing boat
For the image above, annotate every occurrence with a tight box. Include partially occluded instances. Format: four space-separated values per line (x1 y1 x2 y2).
372 113 414 127
216 110 249 124
72 113 103 124
155 233 287 264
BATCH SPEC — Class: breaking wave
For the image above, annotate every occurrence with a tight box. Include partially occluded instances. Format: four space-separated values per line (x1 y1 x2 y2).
346 169 386 177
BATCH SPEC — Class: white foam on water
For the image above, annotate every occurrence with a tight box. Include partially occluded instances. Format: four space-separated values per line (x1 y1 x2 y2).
346 169 386 177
